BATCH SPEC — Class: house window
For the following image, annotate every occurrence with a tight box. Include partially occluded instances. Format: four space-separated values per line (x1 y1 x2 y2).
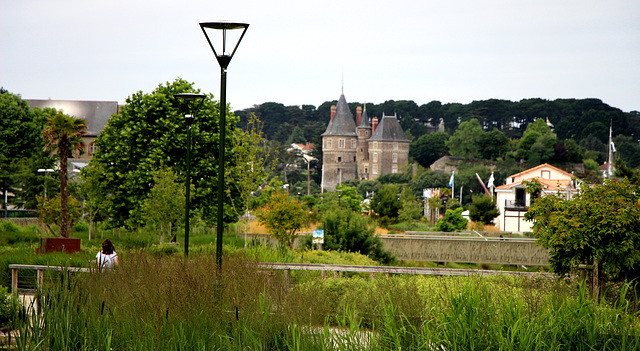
373 153 378 162
351 139 356 148
541 170 550 179
339 139 345 148
89 142 98 155
392 153 398 163
372 164 378 174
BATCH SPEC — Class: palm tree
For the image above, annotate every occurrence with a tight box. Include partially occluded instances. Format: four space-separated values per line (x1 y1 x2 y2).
42 113 87 238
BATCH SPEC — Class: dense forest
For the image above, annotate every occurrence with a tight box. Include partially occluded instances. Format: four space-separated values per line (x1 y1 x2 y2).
234 97 640 203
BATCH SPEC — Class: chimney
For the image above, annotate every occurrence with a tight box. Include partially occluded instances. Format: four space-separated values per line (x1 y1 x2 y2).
356 106 362 126
330 105 336 122
372 117 379 134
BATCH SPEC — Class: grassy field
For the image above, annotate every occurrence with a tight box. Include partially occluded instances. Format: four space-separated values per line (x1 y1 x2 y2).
7 253 640 350
3 220 640 349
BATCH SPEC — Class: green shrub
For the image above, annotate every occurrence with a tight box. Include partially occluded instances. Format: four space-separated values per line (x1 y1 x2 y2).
73 220 90 232
437 207 468 232
0 285 19 330
148 243 180 257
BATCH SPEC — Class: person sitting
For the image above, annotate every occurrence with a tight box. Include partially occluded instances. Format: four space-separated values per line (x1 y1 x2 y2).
96 239 119 269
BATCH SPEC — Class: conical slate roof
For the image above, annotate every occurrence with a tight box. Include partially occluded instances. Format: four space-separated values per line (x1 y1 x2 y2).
358 107 371 129
369 114 409 142
322 94 357 137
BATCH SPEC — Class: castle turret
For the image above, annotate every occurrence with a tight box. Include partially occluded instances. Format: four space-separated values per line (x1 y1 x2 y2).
321 94 357 192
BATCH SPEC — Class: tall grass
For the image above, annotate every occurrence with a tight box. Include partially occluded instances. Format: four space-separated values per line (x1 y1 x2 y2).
13 252 640 350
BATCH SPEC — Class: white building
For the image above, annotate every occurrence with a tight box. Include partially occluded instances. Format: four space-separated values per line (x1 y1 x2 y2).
495 163 577 233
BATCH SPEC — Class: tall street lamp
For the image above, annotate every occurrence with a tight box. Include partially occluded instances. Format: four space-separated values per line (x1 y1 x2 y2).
37 168 56 199
173 93 205 257
200 21 249 269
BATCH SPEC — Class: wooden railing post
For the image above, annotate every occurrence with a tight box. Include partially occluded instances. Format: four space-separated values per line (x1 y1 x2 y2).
37 269 45 290
284 269 290 290
12 268 18 294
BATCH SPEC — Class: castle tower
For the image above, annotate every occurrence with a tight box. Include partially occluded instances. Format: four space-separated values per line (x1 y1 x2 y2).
321 94 357 192
356 105 372 180
367 113 410 180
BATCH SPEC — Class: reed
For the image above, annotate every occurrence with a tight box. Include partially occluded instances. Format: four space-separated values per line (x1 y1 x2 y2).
13 253 640 350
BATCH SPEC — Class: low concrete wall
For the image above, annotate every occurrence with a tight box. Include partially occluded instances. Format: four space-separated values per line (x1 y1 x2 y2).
379 235 548 266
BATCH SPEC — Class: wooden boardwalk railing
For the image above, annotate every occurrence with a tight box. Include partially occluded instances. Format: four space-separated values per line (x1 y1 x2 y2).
257 262 556 288
9 264 91 293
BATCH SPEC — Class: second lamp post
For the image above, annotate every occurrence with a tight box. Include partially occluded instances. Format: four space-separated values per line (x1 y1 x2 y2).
174 93 205 257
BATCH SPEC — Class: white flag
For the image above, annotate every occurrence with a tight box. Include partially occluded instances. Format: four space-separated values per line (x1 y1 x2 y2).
487 172 495 189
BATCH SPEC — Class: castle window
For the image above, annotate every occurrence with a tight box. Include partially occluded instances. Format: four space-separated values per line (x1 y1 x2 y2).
392 165 398 173
373 142 378 149
392 153 398 163
327 139 332 148
351 139 356 148
339 139 345 148
353 156 356 162
360 148 363 152
373 164 378 174
373 153 378 162
338 157 342 162
393 142 398 150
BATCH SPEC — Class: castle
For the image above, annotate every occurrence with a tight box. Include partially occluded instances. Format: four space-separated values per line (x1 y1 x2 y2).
321 93 410 192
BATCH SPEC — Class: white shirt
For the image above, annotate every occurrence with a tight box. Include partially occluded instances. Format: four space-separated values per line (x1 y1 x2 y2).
96 251 118 268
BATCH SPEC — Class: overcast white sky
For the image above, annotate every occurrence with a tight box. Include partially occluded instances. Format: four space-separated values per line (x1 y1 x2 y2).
2 0 639 112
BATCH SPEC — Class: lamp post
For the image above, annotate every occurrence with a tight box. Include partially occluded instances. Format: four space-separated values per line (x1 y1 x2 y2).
173 93 206 257
200 21 249 269
37 168 56 199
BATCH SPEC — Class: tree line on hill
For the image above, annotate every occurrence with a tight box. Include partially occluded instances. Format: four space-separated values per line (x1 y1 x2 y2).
235 97 640 202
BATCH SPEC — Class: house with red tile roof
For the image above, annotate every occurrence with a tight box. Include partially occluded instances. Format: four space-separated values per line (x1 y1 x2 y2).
495 163 578 233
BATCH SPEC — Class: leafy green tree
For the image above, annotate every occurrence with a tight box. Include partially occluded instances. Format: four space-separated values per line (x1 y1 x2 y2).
0 90 45 209
479 129 509 160
436 207 468 232
468 194 500 225
140 168 185 243
228 113 272 236
398 197 423 223
409 132 449 167
446 118 484 159
78 162 108 240
92 78 242 228
525 180 640 284
285 126 306 145
371 184 402 221
321 207 394 264
36 193 82 236
516 118 556 164
257 192 306 247
42 112 87 238
356 180 381 199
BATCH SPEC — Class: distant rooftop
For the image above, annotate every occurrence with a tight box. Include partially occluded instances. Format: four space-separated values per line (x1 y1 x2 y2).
26 99 118 137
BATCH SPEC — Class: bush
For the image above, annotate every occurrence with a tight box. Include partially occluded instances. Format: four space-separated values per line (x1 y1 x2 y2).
148 243 180 257
320 208 394 264
437 208 468 232
469 194 500 224
0 285 19 330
